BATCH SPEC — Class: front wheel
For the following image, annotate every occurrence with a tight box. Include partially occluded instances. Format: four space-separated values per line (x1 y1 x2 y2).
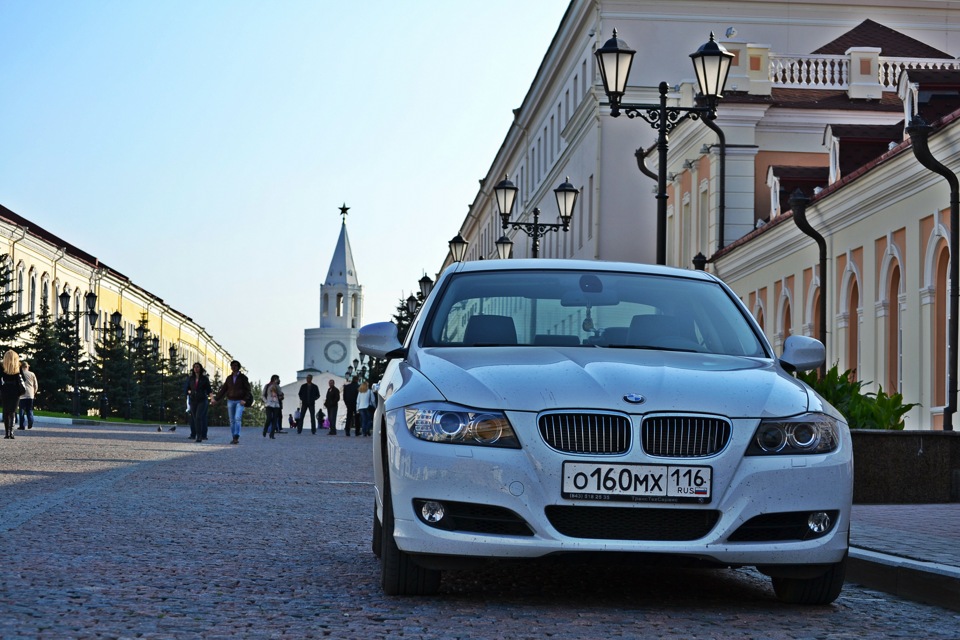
380 484 441 595
771 554 847 605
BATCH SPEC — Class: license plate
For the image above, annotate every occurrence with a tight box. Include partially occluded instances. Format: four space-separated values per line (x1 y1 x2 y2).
562 462 712 503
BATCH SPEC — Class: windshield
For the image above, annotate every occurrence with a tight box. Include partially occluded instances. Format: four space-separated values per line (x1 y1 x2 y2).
420 269 767 357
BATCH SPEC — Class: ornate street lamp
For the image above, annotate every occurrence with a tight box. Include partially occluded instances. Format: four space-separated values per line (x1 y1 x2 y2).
596 31 732 265
449 233 469 262
495 234 513 260
59 289 96 416
418 274 434 299
493 176 579 258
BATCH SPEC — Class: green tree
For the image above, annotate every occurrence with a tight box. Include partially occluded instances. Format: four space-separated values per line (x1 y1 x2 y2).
0 258 31 352
162 349 188 425
96 323 135 419
209 369 227 426
54 312 97 414
23 297 67 411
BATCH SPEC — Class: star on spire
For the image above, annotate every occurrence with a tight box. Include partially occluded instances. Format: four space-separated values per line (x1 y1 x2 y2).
339 203 350 224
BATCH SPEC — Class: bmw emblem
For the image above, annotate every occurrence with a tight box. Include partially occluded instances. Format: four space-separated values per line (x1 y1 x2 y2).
623 393 646 404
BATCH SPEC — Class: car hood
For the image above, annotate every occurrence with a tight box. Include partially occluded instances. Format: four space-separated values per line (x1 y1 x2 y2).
409 347 812 418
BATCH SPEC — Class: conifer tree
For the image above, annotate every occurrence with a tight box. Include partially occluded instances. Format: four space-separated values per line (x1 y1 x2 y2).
24 297 67 411
0 257 31 352
209 369 227 426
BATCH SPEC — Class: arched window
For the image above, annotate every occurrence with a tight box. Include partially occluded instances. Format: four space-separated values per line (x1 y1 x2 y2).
933 243 949 408
847 279 861 380
16 267 24 314
322 293 329 317
29 273 37 321
811 287 822 342
782 300 792 342
886 263 902 393
336 293 343 317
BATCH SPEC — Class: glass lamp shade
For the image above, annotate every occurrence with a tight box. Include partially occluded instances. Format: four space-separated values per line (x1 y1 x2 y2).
58 290 71 315
554 177 579 228
690 33 733 106
494 175 518 223
85 291 97 312
418 275 434 299
495 234 513 260
449 233 469 262
169 345 178 361
406 295 418 315
595 29 635 101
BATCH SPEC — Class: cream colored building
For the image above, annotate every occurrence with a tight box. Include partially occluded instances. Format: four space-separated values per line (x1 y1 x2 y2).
1 203 233 380
448 0 960 430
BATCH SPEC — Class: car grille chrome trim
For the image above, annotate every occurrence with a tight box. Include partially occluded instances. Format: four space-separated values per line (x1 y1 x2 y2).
538 412 631 454
641 415 731 458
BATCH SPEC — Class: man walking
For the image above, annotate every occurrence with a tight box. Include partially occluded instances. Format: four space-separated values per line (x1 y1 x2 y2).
324 379 340 435
17 360 38 430
213 360 252 444
297 374 321 434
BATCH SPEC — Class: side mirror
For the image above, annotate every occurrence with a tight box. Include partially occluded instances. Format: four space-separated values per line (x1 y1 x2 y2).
357 322 406 360
780 335 825 373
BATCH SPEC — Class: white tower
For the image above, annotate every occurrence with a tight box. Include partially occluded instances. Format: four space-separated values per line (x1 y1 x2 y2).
300 204 362 379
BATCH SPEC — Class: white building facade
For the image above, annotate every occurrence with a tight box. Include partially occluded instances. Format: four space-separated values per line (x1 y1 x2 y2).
448 0 960 429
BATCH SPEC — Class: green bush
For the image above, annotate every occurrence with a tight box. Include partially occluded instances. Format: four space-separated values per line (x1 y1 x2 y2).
796 364 919 430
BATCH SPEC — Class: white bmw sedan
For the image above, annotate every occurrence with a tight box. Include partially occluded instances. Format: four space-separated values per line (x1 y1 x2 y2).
359 259 852 604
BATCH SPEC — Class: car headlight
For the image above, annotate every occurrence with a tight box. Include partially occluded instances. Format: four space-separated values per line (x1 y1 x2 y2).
404 404 520 448
745 413 841 456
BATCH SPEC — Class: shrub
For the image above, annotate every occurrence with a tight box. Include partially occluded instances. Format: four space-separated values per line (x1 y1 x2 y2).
796 364 919 430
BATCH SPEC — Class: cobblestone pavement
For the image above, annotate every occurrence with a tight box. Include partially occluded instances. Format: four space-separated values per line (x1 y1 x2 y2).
2 424 959 639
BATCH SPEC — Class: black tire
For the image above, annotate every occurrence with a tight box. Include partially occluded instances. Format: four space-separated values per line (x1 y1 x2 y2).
372 498 382 558
771 553 847 605
380 483 441 596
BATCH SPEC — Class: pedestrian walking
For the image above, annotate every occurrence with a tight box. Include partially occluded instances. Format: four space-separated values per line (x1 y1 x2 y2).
342 375 359 436
17 360 38 430
2 350 25 440
186 363 212 442
212 360 252 445
324 379 340 435
262 374 282 439
297 374 321 434
357 380 374 437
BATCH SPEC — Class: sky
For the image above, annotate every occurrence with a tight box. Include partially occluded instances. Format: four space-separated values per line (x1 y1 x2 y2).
0 0 570 383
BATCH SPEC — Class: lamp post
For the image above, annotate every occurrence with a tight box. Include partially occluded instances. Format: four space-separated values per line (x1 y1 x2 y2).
493 176 579 258
58 290 97 416
595 31 733 265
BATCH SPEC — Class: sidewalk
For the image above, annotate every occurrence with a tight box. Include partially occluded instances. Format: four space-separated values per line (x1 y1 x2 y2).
849 503 960 611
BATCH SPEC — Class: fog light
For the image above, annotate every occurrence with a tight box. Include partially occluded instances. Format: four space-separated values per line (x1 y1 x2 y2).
807 511 831 534
421 501 445 524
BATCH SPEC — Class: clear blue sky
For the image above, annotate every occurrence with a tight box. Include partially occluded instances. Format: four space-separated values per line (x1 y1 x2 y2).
0 0 570 382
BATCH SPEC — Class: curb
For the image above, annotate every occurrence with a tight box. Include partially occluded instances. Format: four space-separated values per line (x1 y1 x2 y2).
848 547 960 612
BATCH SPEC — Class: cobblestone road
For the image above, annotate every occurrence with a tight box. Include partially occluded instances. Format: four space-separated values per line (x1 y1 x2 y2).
2 424 958 639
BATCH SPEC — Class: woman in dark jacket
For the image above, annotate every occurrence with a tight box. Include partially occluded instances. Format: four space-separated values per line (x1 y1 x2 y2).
2 350 24 439
186 363 212 442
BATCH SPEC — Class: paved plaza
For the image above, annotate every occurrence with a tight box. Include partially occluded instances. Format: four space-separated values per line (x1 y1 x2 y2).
1 423 958 639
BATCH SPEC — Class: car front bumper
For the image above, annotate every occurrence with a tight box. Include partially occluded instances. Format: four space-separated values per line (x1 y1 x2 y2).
384 410 853 567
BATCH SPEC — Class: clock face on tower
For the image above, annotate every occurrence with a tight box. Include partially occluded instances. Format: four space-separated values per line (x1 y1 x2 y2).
324 339 347 364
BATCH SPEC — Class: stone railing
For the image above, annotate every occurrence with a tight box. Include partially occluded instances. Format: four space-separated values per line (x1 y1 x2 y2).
769 53 960 90
770 54 849 89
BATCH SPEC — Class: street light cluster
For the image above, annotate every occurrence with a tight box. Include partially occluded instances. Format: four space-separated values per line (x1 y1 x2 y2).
594 30 733 265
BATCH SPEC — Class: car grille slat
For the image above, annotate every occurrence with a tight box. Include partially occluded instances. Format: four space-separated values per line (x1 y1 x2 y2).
539 412 631 455
642 415 731 458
